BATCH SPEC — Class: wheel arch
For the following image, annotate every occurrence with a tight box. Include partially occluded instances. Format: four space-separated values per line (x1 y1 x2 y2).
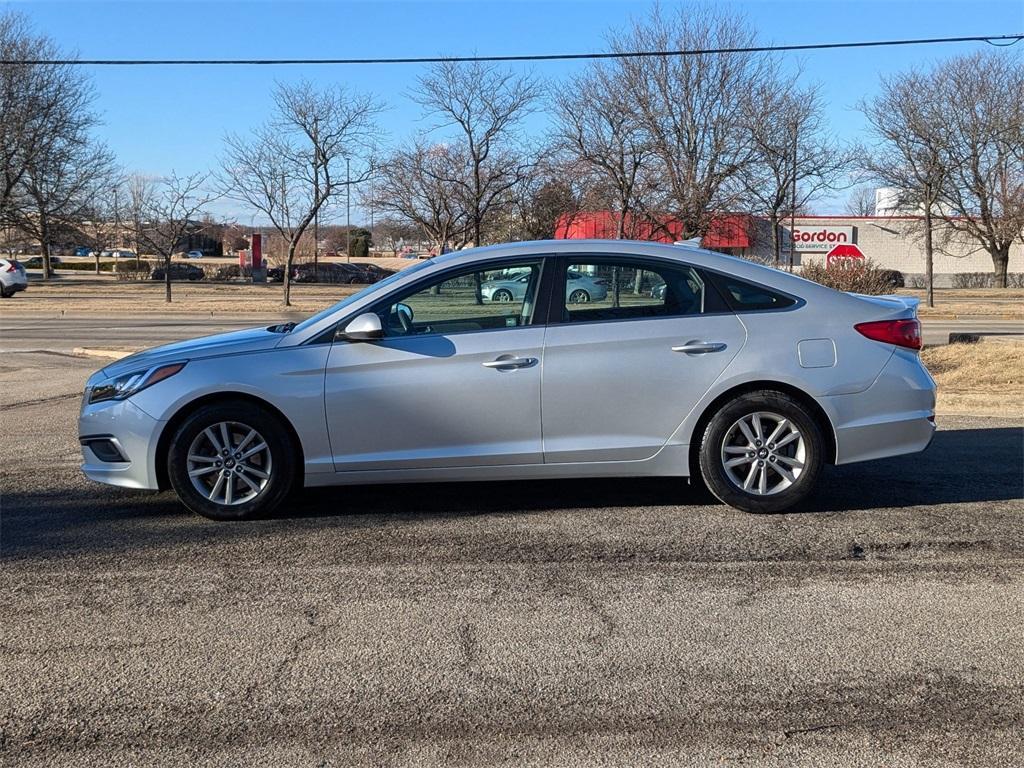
686 380 837 478
154 391 305 491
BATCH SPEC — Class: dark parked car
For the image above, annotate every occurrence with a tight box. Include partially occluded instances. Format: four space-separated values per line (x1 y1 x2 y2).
294 262 391 284
152 263 204 281
879 270 905 289
267 263 394 284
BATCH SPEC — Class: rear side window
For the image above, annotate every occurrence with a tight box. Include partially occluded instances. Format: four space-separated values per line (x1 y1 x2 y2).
707 273 797 312
560 259 728 323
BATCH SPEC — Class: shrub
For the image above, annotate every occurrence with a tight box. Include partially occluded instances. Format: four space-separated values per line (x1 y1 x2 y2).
56 261 116 272
951 272 993 288
211 264 253 281
799 259 901 295
904 274 927 289
114 260 152 280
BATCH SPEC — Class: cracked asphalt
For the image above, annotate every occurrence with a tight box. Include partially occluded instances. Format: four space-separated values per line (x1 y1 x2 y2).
1 351 1022 767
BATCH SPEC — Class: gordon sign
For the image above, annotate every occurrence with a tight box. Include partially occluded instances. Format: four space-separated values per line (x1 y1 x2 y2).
786 225 855 252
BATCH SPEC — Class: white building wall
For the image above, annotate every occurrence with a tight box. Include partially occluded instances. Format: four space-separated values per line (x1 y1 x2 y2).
748 216 1023 284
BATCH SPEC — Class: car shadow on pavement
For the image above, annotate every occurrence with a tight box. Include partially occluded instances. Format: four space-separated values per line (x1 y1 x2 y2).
1 426 1020 561
807 425 1022 513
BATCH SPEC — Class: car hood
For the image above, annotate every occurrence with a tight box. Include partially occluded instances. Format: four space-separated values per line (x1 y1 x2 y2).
100 326 285 378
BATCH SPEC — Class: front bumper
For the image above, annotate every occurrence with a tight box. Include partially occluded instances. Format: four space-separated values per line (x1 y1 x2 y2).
826 348 937 465
79 397 164 490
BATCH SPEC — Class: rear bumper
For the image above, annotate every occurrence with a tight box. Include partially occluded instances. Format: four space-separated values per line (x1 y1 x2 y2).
825 348 937 465
3 279 27 293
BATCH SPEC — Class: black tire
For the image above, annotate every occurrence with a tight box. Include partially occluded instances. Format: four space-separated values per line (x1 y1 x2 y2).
492 288 514 302
698 390 824 514
167 402 297 521
568 288 590 304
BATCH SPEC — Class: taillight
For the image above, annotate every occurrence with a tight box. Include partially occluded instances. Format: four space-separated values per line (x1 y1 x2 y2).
4 264 14 273
855 319 922 350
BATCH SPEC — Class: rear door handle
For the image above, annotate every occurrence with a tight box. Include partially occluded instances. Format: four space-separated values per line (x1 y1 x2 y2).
672 341 727 354
482 355 538 370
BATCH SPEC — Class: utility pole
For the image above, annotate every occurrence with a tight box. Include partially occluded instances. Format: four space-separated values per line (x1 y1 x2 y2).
788 122 798 272
345 156 351 264
313 163 320 278
312 115 320 278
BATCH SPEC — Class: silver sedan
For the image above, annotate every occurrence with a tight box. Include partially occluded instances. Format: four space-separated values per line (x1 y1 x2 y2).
79 239 935 520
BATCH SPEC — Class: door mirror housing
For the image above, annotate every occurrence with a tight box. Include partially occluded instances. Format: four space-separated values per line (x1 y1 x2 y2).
340 312 383 341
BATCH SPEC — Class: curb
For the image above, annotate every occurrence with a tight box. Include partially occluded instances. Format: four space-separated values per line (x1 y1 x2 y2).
72 347 140 360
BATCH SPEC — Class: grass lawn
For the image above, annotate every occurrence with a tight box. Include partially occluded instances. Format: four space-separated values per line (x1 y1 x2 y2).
922 341 1024 416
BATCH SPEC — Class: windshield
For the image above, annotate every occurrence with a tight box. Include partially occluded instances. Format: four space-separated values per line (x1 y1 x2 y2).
291 258 436 334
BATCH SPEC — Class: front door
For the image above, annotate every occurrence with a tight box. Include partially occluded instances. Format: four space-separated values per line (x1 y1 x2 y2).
541 257 747 463
324 259 547 471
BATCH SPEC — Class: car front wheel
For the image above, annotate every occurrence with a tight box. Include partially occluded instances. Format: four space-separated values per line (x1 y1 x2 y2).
167 402 297 520
698 391 824 513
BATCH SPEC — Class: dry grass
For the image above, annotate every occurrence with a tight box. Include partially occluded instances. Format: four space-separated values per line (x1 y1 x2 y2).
922 342 1024 416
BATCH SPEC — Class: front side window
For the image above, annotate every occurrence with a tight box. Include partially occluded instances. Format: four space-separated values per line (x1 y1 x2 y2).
375 260 543 337
561 260 715 322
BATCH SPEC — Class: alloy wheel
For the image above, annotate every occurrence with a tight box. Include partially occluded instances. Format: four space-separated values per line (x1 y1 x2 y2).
720 411 806 496
186 421 273 506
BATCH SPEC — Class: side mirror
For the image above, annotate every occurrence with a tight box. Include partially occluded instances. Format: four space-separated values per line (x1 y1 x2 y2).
340 312 383 341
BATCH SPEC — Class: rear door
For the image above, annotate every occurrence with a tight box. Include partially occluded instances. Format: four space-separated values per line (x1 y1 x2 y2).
541 256 747 463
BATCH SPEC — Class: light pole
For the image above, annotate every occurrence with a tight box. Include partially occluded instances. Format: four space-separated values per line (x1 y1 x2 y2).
345 156 351 264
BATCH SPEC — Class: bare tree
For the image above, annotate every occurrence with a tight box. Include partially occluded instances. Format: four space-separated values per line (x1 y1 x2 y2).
10 141 116 279
861 69 948 307
413 60 541 249
741 80 853 266
553 63 651 240
931 52 1024 288
1 11 107 276
373 217 419 256
846 186 876 217
610 5 773 238
221 81 383 305
368 142 470 254
127 172 217 302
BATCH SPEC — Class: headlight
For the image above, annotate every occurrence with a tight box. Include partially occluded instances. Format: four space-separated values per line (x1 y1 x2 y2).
88 362 187 404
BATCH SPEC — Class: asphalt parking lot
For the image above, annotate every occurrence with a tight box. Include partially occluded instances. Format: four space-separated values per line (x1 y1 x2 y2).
1 350 1023 767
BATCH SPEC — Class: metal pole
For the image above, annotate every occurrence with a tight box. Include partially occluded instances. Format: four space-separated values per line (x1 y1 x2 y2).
346 157 351 263
313 163 319 277
788 123 797 272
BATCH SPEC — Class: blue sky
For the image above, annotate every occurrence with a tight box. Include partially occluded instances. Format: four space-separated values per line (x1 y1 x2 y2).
11 0 1024 221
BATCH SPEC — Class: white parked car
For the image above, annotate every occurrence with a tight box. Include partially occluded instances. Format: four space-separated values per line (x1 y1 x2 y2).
0 257 28 297
79 239 935 520
482 268 609 303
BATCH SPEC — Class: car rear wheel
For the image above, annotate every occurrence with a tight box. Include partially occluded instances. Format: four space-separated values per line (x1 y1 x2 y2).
492 288 514 302
167 402 297 521
698 391 824 513
568 288 590 304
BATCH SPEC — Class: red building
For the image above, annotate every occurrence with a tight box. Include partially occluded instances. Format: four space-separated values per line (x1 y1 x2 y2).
553 211 756 257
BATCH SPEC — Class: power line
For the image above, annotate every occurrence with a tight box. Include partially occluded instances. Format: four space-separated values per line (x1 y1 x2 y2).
13 34 1024 66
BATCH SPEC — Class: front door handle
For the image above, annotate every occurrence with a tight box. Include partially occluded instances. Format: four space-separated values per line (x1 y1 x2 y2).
482 355 538 370
672 341 727 354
